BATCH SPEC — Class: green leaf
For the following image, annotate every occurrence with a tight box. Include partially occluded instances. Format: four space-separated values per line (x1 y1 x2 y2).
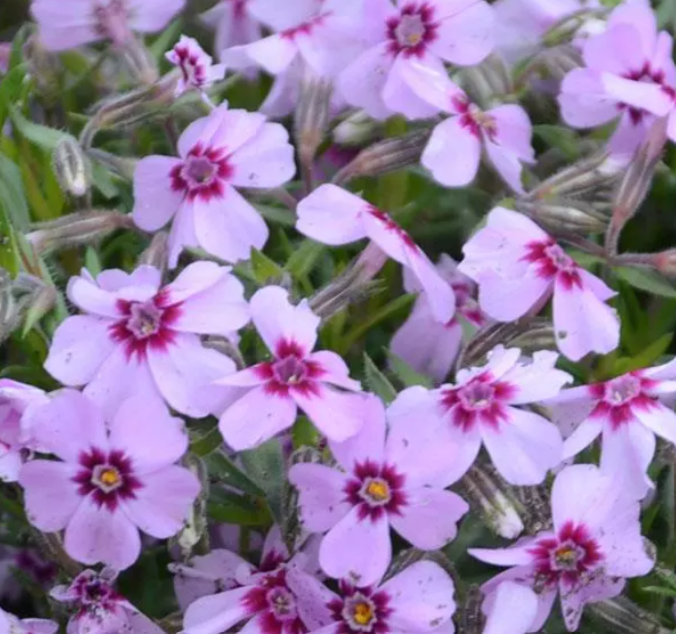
203 450 265 498
285 240 324 280
207 491 270 527
250 248 285 285
615 267 676 299
386 351 434 388
363 353 397 403
612 332 673 375
240 439 285 525
255 204 296 227
0 152 29 230
190 424 223 457
8 103 79 153
642 586 676 598
292 416 319 449
534 124 580 160
149 18 184 62
0 65 27 131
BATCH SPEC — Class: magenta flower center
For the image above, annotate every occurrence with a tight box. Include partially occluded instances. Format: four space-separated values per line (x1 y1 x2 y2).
241 570 307 632
255 339 325 398
266 586 298 622
345 461 407 522
329 585 392 634
170 143 234 202
272 355 307 385
529 520 603 587
604 375 642 406
386 3 439 58
454 97 497 140
523 239 582 289
73 448 142 511
173 46 207 87
93 0 130 45
458 382 495 410
588 373 658 430
126 301 162 339
621 62 675 124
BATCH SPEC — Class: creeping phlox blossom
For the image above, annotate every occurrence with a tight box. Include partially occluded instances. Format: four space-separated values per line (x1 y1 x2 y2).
297 184 455 323
480 581 539 634
336 0 495 120
0 380 48 482
559 0 676 155
212 286 365 450
546 357 676 498
166 35 226 99
470 464 654 632
181 525 320 634
30 0 185 51
50 568 164 634
0 607 56 634
459 207 620 361
286 559 457 634
44 261 248 418
290 395 468 586
390 254 485 385
200 0 262 63
133 103 295 267
388 346 571 485
403 62 535 193
19 391 200 570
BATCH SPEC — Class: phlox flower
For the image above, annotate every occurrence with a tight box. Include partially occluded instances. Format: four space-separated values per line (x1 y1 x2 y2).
290 395 468 586
286 560 457 634
19 391 200 570
200 0 262 63
403 62 534 192
296 184 455 323
458 207 620 361
481 581 538 634
470 464 654 631
31 0 185 51
0 380 48 482
44 261 248 419
558 0 676 156
545 358 676 498
391 255 485 384
51 568 164 634
170 525 289 611
388 346 571 485
0 607 56 634
212 286 365 450
182 526 323 634
133 103 295 266
336 0 494 120
166 36 226 99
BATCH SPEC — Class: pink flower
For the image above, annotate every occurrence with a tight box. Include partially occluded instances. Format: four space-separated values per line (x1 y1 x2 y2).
171 525 289 611
212 286 365 450
390 254 486 384
336 0 494 120
166 36 226 98
545 358 676 498
458 207 620 361
286 560 457 634
31 0 186 51
296 184 456 323
388 346 571 485
132 103 295 267
19 391 200 570
200 0 262 63
44 262 248 419
0 380 48 482
481 581 538 634
0 607 56 634
470 464 654 631
406 63 534 192
0 44 10 74
558 0 676 156
290 395 468 586
51 568 164 634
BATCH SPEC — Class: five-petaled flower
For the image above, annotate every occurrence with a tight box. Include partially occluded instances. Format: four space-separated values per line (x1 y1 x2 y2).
290 395 468 586
458 207 620 361
44 261 248 418
19 391 200 570
166 35 226 98
470 464 654 632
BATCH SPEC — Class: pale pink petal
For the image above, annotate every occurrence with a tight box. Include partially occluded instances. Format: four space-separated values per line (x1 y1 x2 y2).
475 270 551 323
296 184 367 246
562 417 603 459
578 268 616 302
285 568 338 631
247 0 318 32
213 366 267 389
31 1 98 51
544 384 597 438
250 286 320 356
481 407 563 485
319 507 391 587
559 69 620 128
93 265 161 293
127 0 185 32
183 587 251 634
163 261 225 302
66 274 120 318
607 0 657 56
422 116 481 187
559 575 625 632
64 498 141 570
0 450 22 482
288 464 351 532
307 351 361 391
293 387 365 442
484 138 527 194
633 401 676 444
132 156 183 232
383 54 445 120
552 277 620 361
489 105 536 162
19 461 81 531
44 316 116 386
469 543 535 567
390 488 468 549
395 57 463 113
380 561 456 631
237 35 298 75
219 387 297 451
608 112 651 157
168 202 200 268
600 424 655 500
483 582 538 634
403 249 456 323
582 24 643 75
502 350 572 405
601 74 673 117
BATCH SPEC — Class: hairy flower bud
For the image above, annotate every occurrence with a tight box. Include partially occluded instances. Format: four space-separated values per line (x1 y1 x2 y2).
651 249 676 279
456 585 484 634
295 73 333 169
588 596 670 634
516 198 607 234
332 129 431 186
52 137 89 197
333 110 383 146
538 44 583 82
138 231 169 272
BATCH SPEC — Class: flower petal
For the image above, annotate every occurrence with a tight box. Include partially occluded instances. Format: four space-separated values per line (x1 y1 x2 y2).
293 386 365 443
132 156 183 232
183 587 251 634
422 116 481 187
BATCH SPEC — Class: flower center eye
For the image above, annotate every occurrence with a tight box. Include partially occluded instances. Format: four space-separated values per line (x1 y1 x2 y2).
360 478 391 505
266 587 297 621
459 382 495 410
544 244 575 272
605 375 642 405
92 465 122 493
273 356 307 385
396 14 425 47
343 594 378 632
353 602 374 626
552 543 583 571
127 301 162 339
186 157 216 184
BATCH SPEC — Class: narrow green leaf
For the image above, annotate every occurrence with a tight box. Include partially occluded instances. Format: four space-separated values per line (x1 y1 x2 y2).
190 424 223 457
149 18 184 62
386 351 433 388
255 204 296 227
615 266 676 299
363 353 397 403
612 332 673 375
285 240 324 279
240 439 285 525
0 152 29 230
203 451 265 498
8 104 79 153
292 416 319 449
642 586 676 598
250 248 285 285
207 492 270 527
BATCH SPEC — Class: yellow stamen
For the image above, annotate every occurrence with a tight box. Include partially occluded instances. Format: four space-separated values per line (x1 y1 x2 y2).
99 468 121 487
353 602 374 626
555 546 577 566
366 480 390 502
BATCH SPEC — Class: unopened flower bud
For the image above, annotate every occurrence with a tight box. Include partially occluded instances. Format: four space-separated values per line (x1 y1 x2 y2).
333 110 383 146
295 72 333 168
516 199 607 234
172 454 209 558
588 596 669 634
461 54 512 106
538 44 583 82
138 231 169 272
332 129 431 186
26 211 135 256
542 8 607 47
22 283 56 335
652 249 676 279
52 137 89 197
457 322 524 370
456 585 484 634
513 483 552 534
508 322 557 354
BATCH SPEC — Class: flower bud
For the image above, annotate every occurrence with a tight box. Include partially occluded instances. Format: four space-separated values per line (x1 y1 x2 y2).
52 137 89 197
459 464 524 539
456 585 484 634
172 454 209 559
294 72 333 168
457 322 524 370
26 211 135 256
22 283 56 335
516 199 607 234
333 110 383 146
332 129 431 186
650 249 676 279
513 483 552 534
588 596 670 634
538 44 583 82
138 231 169 272
508 323 557 355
